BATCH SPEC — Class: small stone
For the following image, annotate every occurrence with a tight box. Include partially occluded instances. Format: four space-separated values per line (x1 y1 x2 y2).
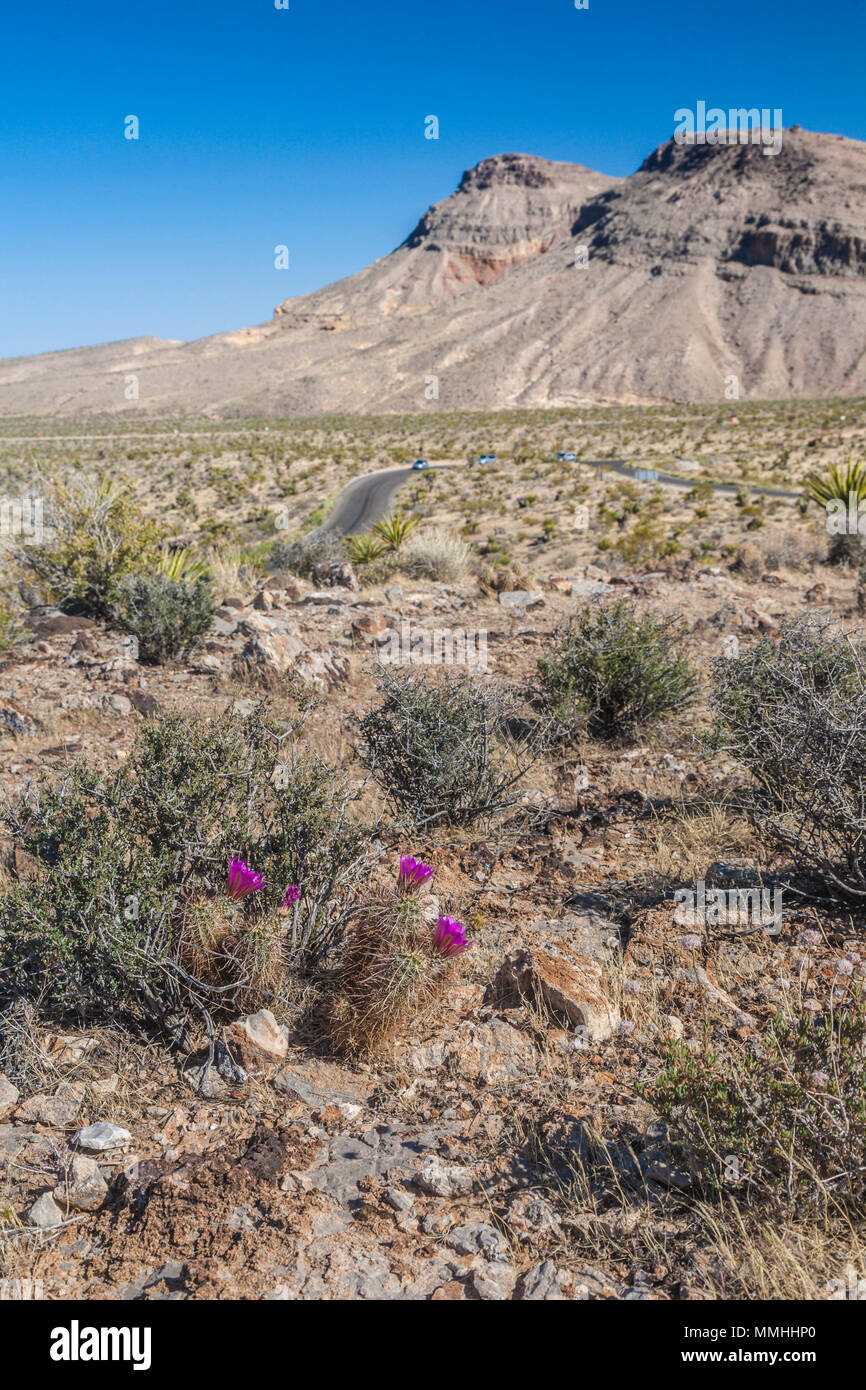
445 1222 508 1260
225 1009 289 1069
472 1262 517 1300
518 1260 565 1301
0 1075 19 1120
384 1187 415 1214
16 1090 82 1127
497 589 544 610
415 1156 475 1198
27 1192 63 1229
253 589 275 611
74 1122 132 1151
54 1155 109 1212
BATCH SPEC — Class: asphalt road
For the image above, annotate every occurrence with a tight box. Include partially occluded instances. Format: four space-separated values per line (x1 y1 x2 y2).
321 458 801 537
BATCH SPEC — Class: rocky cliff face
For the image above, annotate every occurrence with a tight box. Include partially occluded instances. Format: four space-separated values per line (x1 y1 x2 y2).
2 128 866 415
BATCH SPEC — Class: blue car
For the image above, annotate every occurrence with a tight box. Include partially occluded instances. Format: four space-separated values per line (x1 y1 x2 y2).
412 458 429 470
557 451 577 462
477 453 497 464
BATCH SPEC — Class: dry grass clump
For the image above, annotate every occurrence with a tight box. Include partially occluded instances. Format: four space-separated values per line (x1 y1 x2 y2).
403 527 472 582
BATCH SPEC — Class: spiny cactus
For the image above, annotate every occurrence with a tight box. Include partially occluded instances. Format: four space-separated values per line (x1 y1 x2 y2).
326 855 469 1055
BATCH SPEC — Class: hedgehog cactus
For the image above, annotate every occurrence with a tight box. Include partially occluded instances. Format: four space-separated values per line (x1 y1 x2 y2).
176 858 285 1012
326 854 469 1055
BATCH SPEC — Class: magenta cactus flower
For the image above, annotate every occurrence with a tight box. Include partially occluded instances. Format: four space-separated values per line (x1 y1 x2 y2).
279 884 301 914
226 857 264 900
398 854 434 892
433 915 469 958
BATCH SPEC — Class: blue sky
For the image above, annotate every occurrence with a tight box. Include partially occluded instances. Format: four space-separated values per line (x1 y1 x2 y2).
1 0 863 358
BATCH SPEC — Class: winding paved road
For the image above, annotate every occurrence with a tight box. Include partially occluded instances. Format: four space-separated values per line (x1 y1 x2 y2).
322 459 801 536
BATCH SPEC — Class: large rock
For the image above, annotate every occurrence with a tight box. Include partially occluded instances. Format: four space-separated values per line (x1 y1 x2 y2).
74 1121 132 1151
493 946 620 1041
225 1009 288 1070
312 561 359 591
27 1192 63 1229
0 1075 19 1121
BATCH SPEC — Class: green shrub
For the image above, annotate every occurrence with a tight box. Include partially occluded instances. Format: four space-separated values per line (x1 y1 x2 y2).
118 572 216 664
0 704 373 1035
18 477 165 619
647 1005 866 1215
359 668 538 827
709 616 866 895
269 527 345 578
537 599 700 741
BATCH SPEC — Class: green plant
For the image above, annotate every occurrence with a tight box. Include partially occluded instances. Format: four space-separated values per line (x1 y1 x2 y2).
0 597 30 652
372 510 419 550
647 1004 866 1215
359 668 538 827
269 527 345 578
156 545 209 582
345 532 387 566
805 458 866 510
117 572 216 664
0 704 374 1036
709 616 866 896
18 476 165 619
537 599 700 741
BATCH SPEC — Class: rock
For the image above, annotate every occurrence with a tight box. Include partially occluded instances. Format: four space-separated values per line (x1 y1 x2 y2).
384 1187 415 1214
27 1192 63 1230
415 1156 475 1198
235 629 304 677
273 1059 375 1109
518 1260 566 1301
182 1060 228 1099
225 1009 289 1069
472 1262 517 1300
31 615 96 635
312 560 359 591
570 578 609 596
0 700 42 737
44 1034 94 1062
266 573 303 598
107 692 133 717
192 653 222 674
549 576 573 594
222 596 246 609
497 589 544 610
384 583 404 603
804 582 829 603
16 1089 83 1127
492 946 620 1041
0 1076 20 1120
662 1014 685 1039
74 1122 132 1152
129 689 160 717
253 589 275 611
450 1018 537 1084
54 1155 109 1212
351 613 389 641
444 1222 508 1259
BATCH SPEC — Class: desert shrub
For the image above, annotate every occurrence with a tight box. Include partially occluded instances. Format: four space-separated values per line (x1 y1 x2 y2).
118 573 216 664
359 668 538 827
647 1004 866 1215
477 560 532 595
205 544 266 598
709 616 866 895
537 599 700 741
269 527 345 578
0 703 374 1036
806 460 865 567
325 856 468 1054
0 595 30 652
17 476 165 619
403 527 472 581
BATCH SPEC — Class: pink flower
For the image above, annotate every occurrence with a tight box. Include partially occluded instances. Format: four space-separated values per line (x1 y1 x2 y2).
680 933 702 952
279 884 301 915
226 857 264 900
398 855 434 892
434 915 469 958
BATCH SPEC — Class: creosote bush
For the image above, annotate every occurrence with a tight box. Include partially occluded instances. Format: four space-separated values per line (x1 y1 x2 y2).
537 599 700 741
647 1003 866 1216
359 667 539 827
269 527 345 579
0 703 373 1037
118 572 216 664
709 616 866 896
18 476 165 619
325 855 468 1055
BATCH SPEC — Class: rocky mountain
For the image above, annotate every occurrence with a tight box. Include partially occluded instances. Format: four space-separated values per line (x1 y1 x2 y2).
2 127 865 415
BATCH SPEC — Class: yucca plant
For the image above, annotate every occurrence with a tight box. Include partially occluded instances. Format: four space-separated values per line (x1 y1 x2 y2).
805 458 866 509
372 510 419 550
345 532 387 566
156 545 210 582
